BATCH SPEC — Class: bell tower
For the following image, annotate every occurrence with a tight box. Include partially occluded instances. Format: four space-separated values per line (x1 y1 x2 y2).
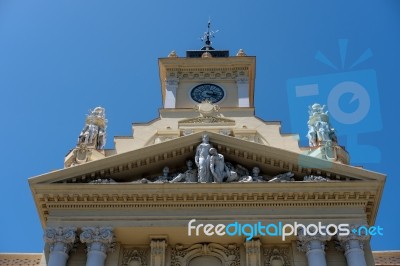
159 21 256 109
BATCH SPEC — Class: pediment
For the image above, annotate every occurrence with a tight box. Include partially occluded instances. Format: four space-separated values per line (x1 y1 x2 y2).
29 131 385 185
178 116 235 127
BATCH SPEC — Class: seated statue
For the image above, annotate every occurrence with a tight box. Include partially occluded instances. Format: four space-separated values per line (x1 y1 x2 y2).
209 148 237 183
170 160 198 183
153 166 170 183
268 172 295 182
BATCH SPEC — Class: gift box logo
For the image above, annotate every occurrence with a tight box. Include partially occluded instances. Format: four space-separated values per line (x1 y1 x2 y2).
287 39 382 164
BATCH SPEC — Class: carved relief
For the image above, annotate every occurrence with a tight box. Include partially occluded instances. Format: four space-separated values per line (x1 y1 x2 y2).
122 248 148 266
263 246 291 266
171 243 240 266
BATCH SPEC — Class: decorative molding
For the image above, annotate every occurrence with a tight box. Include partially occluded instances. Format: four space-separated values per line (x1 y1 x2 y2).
171 243 240 266
263 246 291 266
122 248 148 266
178 116 236 127
43 226 77 253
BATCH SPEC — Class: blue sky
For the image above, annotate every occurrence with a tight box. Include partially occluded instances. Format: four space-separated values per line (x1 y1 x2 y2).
0 0 399 252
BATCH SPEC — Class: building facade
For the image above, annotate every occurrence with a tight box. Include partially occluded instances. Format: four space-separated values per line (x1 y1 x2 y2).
2 34 394 266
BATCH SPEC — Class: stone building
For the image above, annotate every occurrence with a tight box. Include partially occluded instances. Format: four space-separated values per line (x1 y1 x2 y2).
1 27 398 266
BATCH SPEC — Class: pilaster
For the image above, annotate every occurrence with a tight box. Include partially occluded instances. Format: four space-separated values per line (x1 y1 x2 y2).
236 76 249 107
244 239 262 266
164 78 179 108
150 239 167 266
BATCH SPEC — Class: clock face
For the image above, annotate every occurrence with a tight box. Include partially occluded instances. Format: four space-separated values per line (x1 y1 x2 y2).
190 84 225 103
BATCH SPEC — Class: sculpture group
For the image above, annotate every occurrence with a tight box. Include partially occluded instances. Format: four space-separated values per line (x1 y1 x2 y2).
148 134 296 184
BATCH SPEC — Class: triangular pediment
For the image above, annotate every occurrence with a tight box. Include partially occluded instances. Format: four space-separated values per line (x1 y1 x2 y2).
29 131 384 185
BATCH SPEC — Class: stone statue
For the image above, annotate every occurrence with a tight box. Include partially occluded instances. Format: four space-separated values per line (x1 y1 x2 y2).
209 148 237 183
316 120 331 142
308 103 327 118
195 134 213 182
170 160 198 183
251 166 265 182
154 166 170 183
306 125 317 147
268 172 295 182
303 175 329 182
77 107 107 150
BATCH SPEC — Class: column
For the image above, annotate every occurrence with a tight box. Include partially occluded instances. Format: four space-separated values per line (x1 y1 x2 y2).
150 239 167 266
164 78 179 108
80 226 115 266
297 232 330 266
244 239 262 266
337 226 370 266
236 76 249 107
43 226 77 266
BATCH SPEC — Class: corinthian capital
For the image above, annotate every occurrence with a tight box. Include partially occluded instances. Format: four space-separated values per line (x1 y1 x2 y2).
44 226 77 253
336 224 370 251
297 229 331 253
80 226 115 253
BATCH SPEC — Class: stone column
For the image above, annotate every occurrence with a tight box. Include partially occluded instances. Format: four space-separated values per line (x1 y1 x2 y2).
244 239 262 266
236 76 249 107
297 232 330 266
43 226 77 266
80 226 114 266
337 226 370 266
164 78 179 108
150 239 167 266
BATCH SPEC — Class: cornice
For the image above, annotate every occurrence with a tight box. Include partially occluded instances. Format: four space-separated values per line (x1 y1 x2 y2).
32 182 379 226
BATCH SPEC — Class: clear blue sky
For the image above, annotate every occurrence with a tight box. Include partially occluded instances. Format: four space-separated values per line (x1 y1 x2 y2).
0 0 399 252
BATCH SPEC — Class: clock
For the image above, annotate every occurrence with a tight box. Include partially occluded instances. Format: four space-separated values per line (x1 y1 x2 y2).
190 84 225 103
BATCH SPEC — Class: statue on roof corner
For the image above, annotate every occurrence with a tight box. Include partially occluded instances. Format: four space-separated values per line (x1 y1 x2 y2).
306 103 338 147
77 107 107 150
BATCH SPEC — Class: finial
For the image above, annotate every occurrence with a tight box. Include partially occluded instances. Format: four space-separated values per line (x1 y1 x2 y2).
168 50 178 58
200 19 219 50
236 49 247 56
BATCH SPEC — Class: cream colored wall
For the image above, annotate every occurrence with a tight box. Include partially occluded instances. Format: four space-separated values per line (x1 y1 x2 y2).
113 110 302 155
